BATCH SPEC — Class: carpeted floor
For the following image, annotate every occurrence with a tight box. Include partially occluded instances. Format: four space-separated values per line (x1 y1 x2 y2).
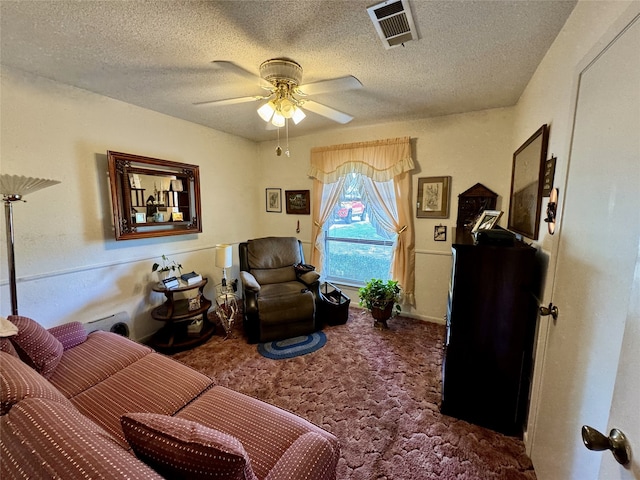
173 308 536 480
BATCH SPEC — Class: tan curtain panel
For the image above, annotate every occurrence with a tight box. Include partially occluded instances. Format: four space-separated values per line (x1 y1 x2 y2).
308 137 416 305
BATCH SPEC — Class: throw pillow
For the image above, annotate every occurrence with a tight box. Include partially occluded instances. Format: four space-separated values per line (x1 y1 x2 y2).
48 321 88 350
8 315 63 378
121 413 257 480
0 337 19 358
0 352 72 414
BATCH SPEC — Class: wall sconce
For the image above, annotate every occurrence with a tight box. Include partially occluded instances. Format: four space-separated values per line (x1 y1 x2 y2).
544 188 558 235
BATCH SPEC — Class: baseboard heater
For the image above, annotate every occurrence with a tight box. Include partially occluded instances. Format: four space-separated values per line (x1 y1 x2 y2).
84 311 132 339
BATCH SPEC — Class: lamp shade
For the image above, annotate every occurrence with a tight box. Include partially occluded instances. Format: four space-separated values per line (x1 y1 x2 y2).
257 102 276 122
271 112 285 128
291 107 306 125
1 174 60 199
215 244 232 269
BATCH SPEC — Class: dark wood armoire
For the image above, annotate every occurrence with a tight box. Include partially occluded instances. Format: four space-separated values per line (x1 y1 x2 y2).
441 229 538 437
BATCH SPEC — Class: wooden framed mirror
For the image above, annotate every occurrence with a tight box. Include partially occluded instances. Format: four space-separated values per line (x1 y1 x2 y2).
107 151 202 241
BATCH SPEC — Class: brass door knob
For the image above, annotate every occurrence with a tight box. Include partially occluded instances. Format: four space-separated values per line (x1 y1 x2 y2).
581 425 631 465
539 303 558 321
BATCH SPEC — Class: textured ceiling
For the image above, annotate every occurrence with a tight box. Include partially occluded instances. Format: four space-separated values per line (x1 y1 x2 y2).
0 0 577 142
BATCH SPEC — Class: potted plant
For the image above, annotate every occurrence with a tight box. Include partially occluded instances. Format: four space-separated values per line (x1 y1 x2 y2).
358 278 402 329
152 254 183 280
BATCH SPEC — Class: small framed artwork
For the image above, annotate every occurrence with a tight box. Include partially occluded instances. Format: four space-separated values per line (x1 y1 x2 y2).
508 124 549 239
170 179 184 192
135 212 146 224
541 156 557 197
171 212 183 221
285 190 310 215
266 188 282 213
434 225 447 242
416 176 451 218
129 173 142 189
188 295 201 311
471 210 503 233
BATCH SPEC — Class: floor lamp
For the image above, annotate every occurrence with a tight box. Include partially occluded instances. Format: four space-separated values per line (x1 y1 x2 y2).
1 174 60 315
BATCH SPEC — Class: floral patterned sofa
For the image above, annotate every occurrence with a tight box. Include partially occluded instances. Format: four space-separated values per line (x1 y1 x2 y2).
0 315 339 479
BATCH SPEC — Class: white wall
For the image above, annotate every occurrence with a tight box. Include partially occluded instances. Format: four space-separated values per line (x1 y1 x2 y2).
256 108 516 322
0 67 260 339
0 65 517 335
509 0 635 460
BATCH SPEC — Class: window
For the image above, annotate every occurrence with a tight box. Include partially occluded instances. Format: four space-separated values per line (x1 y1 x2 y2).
323 173 397 285
309 137 415 304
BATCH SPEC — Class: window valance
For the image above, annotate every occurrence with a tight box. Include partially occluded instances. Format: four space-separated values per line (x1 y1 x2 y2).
308 137 414 184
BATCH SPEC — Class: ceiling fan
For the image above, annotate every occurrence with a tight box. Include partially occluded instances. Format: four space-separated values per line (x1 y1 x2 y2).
194 58 363 127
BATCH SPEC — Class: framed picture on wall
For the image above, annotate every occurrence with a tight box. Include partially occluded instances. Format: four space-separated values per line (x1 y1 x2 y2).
285 190 310 215
266 188 282 213
434 225 447 241
541 156 557 197
508 125 549 239
416 176 451 218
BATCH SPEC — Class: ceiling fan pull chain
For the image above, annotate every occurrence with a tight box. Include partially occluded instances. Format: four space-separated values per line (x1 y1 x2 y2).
275 126 282 156
285 119 290 157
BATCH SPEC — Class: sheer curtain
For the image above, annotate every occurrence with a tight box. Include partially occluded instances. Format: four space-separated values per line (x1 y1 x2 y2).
308 137 416 305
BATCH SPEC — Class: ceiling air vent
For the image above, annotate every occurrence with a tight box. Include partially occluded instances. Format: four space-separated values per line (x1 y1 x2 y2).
367 0 418 49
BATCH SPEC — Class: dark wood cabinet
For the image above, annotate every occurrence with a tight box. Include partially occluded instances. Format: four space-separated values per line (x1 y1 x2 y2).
456 183 498 230
441 229 538 437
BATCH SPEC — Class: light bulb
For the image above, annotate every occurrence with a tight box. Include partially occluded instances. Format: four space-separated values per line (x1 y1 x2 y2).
257 101 276 122
279 98 295 118
271 112 285 128
291 106 306 125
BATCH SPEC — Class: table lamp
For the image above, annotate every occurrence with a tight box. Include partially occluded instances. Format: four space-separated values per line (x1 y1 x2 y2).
215 244 232 286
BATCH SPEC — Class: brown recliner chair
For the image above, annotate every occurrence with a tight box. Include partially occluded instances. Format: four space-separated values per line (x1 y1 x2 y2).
239 237 321 343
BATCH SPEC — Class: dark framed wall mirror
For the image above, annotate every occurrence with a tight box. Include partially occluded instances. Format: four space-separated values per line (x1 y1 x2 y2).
507 124 549 239
107 151 202 241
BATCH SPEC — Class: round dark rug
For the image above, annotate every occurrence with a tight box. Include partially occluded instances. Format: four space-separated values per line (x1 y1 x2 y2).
257 331 327 360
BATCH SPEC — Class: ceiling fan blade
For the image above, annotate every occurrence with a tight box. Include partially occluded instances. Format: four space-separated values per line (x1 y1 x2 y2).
296 76 362 96
302 100 354 124
193 95 262 107
211 60 271 89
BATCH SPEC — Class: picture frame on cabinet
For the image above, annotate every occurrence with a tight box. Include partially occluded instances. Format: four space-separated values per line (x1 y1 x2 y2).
471 210 503 233
135 212 146 224
266 188 282 213
417 176 451 218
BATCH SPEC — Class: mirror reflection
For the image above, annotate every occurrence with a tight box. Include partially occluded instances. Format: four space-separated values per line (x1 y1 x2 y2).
108 151 202 240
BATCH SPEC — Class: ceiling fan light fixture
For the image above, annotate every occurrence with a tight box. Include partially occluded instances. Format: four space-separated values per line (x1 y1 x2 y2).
291 106 306 125
279 97 296 118
271 112 285 128
257 101 276 122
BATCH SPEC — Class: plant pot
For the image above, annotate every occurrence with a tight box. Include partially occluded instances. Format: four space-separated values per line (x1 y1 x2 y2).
157 270 170 282
371 301 394 329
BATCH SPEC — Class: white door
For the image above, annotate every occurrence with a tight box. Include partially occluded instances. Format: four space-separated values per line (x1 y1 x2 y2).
530 9 640 480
